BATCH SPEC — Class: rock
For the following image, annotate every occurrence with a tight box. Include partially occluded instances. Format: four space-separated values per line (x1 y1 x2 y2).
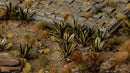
71 64 79 73
103 7 115 14
8 20 21 28
100 61 113 71
95 3 105 8
119 0 129 3
117 63 130 73
93 14 102 19
0 53 20 66
0 52 24 72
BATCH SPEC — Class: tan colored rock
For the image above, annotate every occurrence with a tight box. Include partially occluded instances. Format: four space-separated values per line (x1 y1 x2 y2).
0 53 24 72
0 54 20 66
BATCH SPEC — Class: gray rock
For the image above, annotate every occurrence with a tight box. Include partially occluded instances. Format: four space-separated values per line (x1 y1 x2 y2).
55 16 64 21
65 0 74 3
95 3 105 8
119 0 129 3
103 7 115 14
80 5 91 12
93 14 102 19
78 17 86 22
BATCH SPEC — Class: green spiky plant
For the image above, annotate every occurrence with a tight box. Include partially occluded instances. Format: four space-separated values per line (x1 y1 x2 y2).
75 26 95 47
0 38 13 51
92 37 105 52
50 21 69 38
97 29 108 41
69 19 95 47
119 20 130 35
54 32 75 59
2 2 18 19
19 44 32 59
18 7 35 22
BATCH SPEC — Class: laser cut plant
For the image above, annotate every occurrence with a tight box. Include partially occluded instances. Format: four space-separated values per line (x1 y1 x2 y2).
0 38 13 51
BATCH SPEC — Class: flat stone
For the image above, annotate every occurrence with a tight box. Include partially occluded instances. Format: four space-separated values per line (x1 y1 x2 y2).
32 15 44 21
109 18 118 26
117 63 130 72
100 61 113 71
48 14 55 19
95 3 105 8
93 14 102 19
80 5 91 12
103 7 115 14
97 16 106 27
55 16 64 21
40 0 52 5
0 54 20 66
78 12 85 17
78 17 86 22
95 0 104 3
85 18 97 28
88 0 96 5
119 0 129 3
64 0 74 3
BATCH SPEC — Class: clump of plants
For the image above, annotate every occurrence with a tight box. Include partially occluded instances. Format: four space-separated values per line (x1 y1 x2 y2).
92 37 105 52
118 20 130 35
40 31 49 39
70 19 95 47
19 44 33 59
88 52 101 72
18 7 35 22
61 12 71 20
75 26 95 47
104 0 117 8
116 13 127 20
70 51 83 64
27 37 36 45
49 21 69 38
54 32 75 59
0 38 13 51
0 1 35 23
84 12 92 19
1 2 18 19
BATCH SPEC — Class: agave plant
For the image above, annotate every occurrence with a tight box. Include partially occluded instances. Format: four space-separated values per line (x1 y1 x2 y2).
97 29 107 41
75 25 95 47
2 2 18 19
92 37 105 52
0 38 13 51
49 21 69 38
119 20 130 35
19 44 32 58
18 7 35 22
54 32 75 58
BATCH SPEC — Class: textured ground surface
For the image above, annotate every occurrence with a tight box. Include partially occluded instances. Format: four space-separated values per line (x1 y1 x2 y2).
0 0 130 33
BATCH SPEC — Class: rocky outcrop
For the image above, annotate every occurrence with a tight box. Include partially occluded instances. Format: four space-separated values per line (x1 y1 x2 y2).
0 52 24 72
